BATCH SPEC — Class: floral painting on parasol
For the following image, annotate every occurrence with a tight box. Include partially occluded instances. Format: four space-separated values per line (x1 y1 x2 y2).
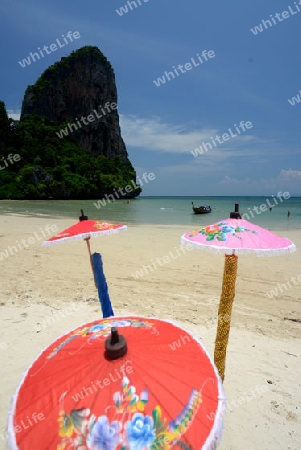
7 316 226 449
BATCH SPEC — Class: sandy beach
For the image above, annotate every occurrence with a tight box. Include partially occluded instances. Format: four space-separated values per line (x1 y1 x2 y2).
0 214 300 449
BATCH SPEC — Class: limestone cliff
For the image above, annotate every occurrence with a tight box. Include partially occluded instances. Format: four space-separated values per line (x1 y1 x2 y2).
0 47 141 200
21 46 129 163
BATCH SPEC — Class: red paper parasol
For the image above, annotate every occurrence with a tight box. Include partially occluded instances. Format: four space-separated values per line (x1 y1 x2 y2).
8 316 225 450
42 210 127 286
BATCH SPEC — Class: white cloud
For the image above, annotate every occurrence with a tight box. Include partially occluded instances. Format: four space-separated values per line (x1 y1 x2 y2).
261 169 301 195
119 114 260 155
120 114 216 153
7 110 21 121
219 175 252 186
280 169 301 179
218 170 301 195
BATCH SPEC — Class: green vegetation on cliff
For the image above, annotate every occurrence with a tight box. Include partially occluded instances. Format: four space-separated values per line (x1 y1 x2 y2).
0 102 141 200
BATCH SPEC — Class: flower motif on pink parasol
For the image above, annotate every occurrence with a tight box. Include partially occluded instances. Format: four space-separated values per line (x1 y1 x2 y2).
183 219 296 257
188 221 259 243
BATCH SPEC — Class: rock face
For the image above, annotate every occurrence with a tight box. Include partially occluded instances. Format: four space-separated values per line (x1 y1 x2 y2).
0 101 9 152
20 46 128 163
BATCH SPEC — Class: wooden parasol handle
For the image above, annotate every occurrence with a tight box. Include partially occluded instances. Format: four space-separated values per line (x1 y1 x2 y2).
214 254 238 382
84 237 97 288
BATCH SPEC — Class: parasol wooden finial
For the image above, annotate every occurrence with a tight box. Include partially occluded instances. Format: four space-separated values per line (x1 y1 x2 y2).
229 203 242 219
105 327 128 360
79 209 88 221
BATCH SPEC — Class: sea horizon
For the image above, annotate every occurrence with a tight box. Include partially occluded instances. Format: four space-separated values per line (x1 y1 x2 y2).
0 196 300 231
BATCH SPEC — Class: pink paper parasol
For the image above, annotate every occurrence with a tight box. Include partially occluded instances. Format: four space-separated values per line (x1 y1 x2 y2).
181 205 296 381
181 219 295 256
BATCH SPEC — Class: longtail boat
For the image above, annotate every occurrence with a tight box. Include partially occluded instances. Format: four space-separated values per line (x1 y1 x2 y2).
191 201 212 214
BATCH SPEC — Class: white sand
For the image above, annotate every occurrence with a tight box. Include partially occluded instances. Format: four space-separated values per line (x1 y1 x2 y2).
0 214 300 449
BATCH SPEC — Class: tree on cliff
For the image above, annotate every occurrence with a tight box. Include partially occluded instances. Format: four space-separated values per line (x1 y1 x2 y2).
0 110 141 199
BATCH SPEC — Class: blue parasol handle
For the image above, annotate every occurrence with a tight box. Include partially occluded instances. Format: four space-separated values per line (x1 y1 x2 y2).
92 252 114 318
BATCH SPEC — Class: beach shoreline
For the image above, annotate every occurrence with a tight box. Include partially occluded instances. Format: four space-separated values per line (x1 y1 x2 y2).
0 196 300 231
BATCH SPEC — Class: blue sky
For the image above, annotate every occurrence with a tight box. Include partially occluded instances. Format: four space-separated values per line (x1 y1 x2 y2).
0 0 300 196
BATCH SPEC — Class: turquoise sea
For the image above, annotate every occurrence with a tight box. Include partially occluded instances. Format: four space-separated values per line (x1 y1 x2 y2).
0 196 300 231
